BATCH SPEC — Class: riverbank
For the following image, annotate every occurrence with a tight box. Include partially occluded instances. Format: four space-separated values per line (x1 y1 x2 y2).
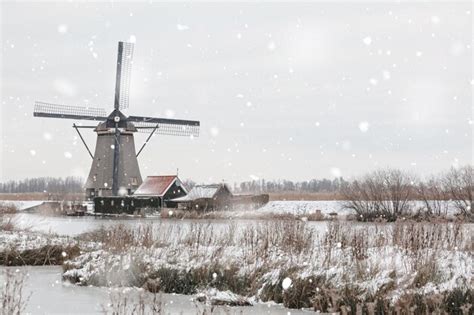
1 212 472 313
62 221 473 313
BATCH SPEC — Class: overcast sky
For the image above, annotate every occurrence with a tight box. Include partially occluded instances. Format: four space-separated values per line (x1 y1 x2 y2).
1 1 472 183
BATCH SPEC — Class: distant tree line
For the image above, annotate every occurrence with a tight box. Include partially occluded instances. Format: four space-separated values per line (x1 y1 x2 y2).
234 178 347 194
0 177 84 194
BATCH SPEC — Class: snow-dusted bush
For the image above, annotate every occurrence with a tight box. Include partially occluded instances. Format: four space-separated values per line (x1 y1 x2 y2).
443 165 473 219
341 169 417 221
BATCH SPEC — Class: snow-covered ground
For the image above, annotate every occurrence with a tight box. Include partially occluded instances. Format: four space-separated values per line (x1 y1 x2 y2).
0 230 100 254
62 220 473 309
232 200 460 219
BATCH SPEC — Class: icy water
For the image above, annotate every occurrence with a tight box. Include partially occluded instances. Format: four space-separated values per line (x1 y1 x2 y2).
10 212 331 236
0 266 314 315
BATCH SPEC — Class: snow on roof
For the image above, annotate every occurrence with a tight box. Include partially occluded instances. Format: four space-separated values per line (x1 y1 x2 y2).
133 176 181 196
172 184 228 202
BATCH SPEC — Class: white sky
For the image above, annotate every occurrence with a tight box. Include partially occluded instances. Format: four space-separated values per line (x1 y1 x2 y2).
1 1 473 183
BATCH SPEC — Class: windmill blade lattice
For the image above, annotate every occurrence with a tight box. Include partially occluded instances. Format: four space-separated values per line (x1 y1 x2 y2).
133 121 200 137
115 42 134 110
34 101 108 121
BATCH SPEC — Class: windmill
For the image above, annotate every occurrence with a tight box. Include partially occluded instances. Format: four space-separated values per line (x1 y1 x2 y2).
34 41 200 199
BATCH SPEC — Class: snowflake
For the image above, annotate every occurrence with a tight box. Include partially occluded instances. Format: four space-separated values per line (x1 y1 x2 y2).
359 121 370 133
267 41 276 51
176 24 189 31
363 36 372 45
282 277 292 290
57 24 68 34
210 127 219 137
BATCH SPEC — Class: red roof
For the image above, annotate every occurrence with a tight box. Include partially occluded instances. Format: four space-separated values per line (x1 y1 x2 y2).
134 176 178 196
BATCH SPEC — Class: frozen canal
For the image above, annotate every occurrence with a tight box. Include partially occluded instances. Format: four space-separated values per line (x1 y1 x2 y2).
10 212 331 236
0 266 315 315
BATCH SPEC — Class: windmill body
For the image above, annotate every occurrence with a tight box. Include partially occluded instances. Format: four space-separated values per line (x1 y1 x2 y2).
85 118 142 198
34 42 200 199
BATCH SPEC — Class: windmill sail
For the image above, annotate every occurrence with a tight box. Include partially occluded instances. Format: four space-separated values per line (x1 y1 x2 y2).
114 41 134 110
34 101 107 121
129 116 200 137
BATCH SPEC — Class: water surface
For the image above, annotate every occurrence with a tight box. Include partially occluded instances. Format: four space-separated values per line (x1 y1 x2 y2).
0 266 314 315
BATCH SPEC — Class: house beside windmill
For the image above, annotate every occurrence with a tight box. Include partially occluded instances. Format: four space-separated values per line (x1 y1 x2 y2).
133 175 187 207
172 183 233 211
93 175 187 214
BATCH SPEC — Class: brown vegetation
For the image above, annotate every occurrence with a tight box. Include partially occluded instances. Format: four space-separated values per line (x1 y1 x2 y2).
341 169 415 221
64 220 472 313
342 166 473 222
0 269 30 315
0 244 81 266
104 290 164 315
0 204 18 231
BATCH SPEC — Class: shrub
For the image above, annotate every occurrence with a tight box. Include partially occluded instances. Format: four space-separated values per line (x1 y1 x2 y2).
0 269 30 314
443 166 473 220
341 169 416 221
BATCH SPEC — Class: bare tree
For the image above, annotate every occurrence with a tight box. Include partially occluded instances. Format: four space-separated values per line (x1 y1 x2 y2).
443 165 473 219
342 169 416 221
417 176 449 217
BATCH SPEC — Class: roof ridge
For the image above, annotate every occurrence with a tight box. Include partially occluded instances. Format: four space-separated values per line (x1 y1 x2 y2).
147 175 177 178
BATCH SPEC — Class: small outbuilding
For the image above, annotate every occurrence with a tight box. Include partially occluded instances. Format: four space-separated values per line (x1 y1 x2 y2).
172 183 233 211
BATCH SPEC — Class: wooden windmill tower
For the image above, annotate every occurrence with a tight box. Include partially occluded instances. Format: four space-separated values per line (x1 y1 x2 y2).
34 41 200 199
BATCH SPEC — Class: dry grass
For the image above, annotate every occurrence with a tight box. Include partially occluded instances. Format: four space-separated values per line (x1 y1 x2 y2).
0 204 18 215
104 290 164 315
160 209 227 220
67 220 472 313
1 244 81 266
1 269 30 315
79 224 154 254
0 205 18 232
